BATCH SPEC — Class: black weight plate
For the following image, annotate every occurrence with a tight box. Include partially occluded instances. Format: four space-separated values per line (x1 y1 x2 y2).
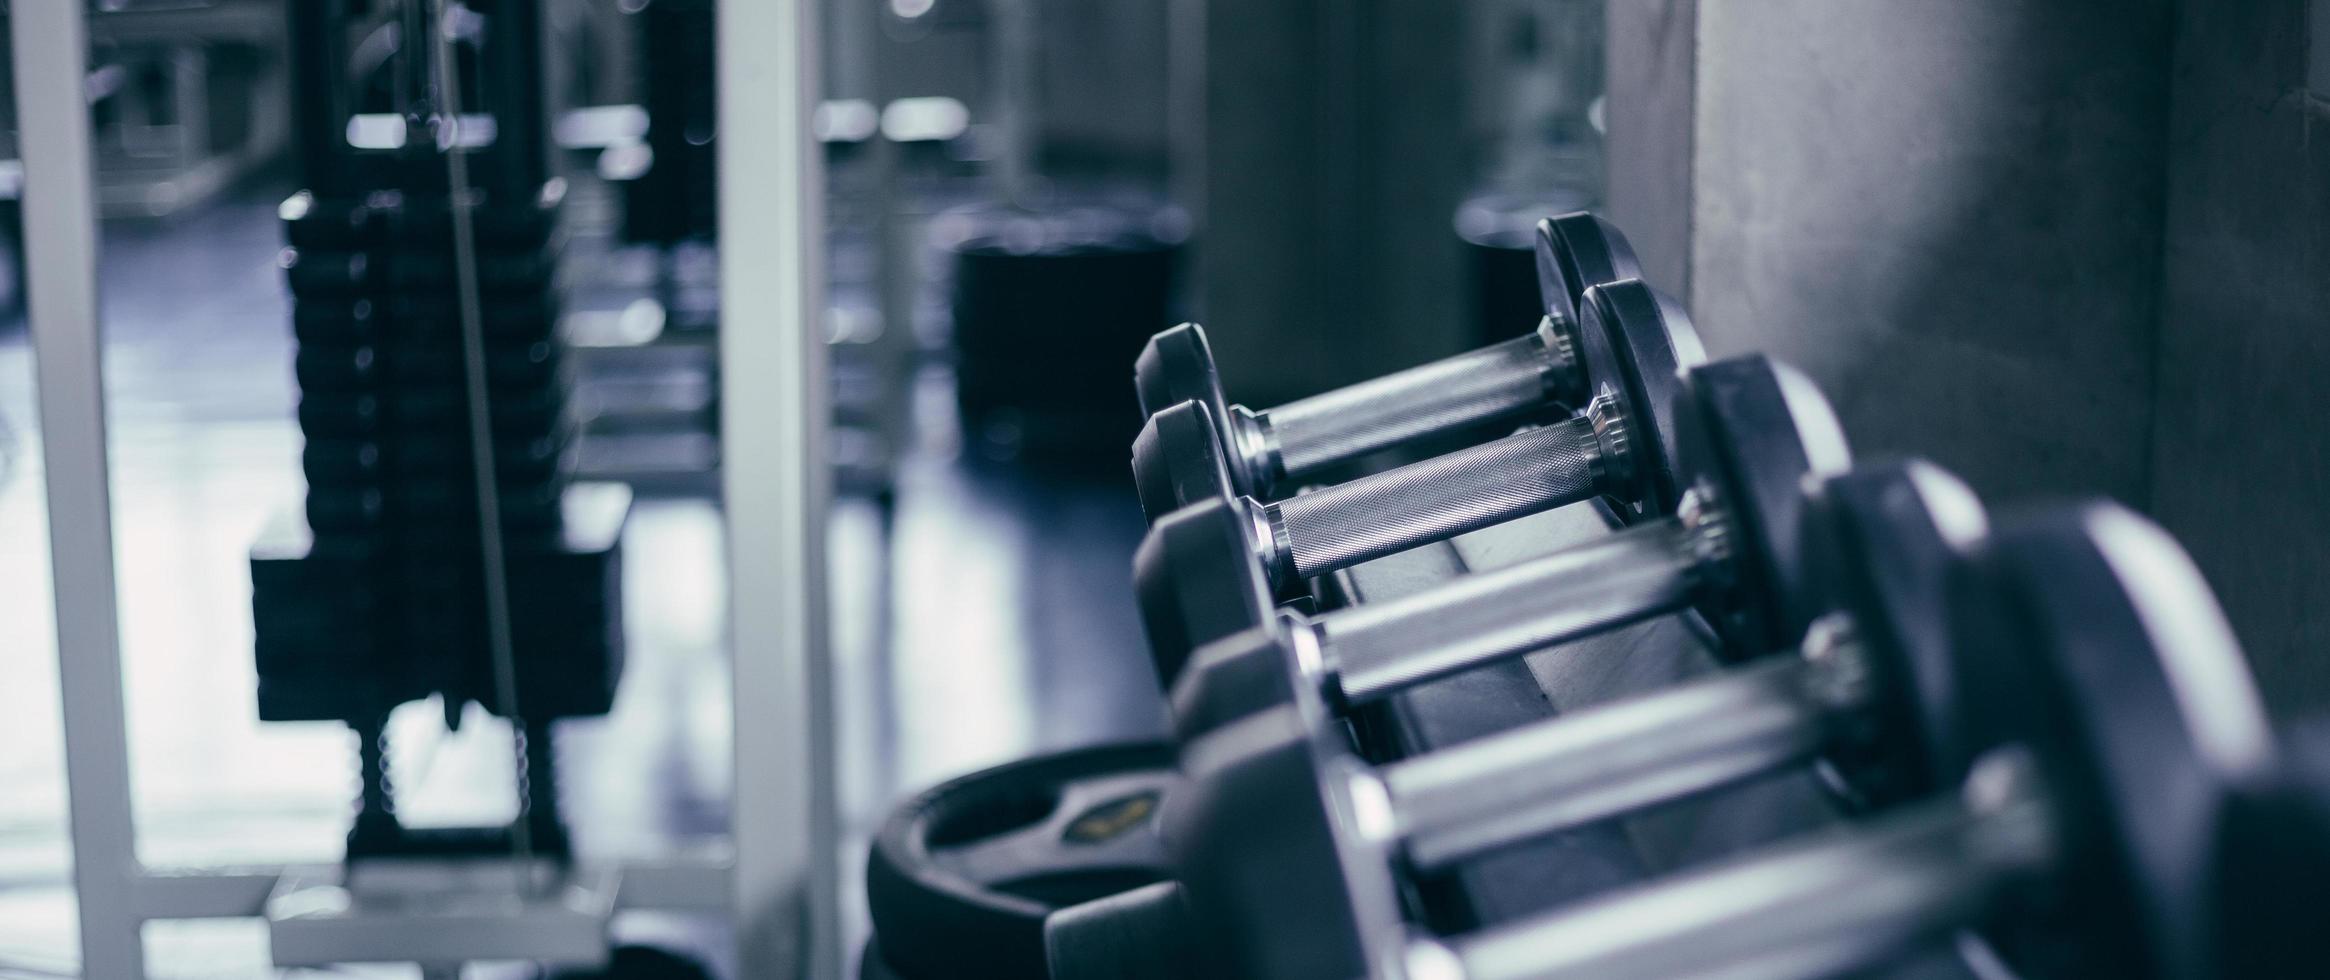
280 192 391 250
1673 355 1852 655
1130 399 1235 523
1808 459 1987 805
302 430 571 484
866 743 1177 980
1573 279 1705 523
292 305 562 349
1947 503 2270 979
295 399 567 441
1133 496 1276 688
296 341 566 394
1533 212 1642 348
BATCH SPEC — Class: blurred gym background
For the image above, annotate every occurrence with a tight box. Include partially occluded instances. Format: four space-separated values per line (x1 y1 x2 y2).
0 1 2321 976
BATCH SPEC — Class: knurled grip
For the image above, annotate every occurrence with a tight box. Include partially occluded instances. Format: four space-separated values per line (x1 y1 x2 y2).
1325 519 1701 705
1266 416 1601 581
1262 333 1566 484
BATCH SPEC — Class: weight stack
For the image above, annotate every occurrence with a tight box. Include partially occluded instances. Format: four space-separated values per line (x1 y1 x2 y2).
251 181 627 726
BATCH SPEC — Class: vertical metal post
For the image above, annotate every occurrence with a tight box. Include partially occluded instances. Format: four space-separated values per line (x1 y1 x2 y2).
11 4 147 978
720 0 837 977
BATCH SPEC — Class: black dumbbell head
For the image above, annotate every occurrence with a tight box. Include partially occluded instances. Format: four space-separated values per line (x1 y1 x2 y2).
1133 495 1276 687
1535 212 1643 337
2217 719 2330 980
1131 398 1237 523
1806 459 1987 804
1134 324 1253 492
1575 279 1706 524
1672 354 1852 654
1164 696 1405 980
1948 502 2271 979
1170 617 1308 741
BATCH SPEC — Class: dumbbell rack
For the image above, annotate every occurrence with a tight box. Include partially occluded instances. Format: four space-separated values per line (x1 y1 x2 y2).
1322 504 1991 976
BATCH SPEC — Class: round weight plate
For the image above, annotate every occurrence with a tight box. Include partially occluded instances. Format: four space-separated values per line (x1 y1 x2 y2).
1130 399 1234 523
1809 459 1986 804
1947 504 2271 979
1672 355 1852 654
866 743 1179 980
1574 280 1706 523
1533 213 1643 335
1133 496 1276 687
1166 710 1400 980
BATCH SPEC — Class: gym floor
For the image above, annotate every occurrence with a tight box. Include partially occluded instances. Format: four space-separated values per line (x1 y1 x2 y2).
0 175 1166 977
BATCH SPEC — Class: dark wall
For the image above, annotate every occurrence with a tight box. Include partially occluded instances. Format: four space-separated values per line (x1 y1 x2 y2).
2150 0 2330 714
1608 0 2330 711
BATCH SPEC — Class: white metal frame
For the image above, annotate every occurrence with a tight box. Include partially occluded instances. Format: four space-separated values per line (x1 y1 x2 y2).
19 0 833 974
720 0 842 975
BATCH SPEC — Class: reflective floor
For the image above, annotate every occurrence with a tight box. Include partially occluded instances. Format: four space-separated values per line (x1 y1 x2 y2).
0 179 1164 977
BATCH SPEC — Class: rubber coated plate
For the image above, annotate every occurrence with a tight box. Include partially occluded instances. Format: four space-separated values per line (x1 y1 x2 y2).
1133 496 1277 686
1946 504 2270 979
1809 460 1985 804
1130 399 1235 522
1574 280 1705 523
1533 213 1642 333
1672 355 1851 654
866 743 1178 980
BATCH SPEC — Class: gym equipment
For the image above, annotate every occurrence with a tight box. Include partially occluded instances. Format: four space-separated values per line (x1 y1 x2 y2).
1165 501 2272 980
1133 212 1639 503
249 0 626 865
1143 352 1846 702
947 203 1183 457
2216 719 2330 979
1181 460 1978 885
1133 278 1703 602
866 743 1179 980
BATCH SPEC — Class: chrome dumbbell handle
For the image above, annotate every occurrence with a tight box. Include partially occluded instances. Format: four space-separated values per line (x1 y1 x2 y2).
1263 414 1604 583
1256 323 1576 488
1320 517 1703 706
1384 655 1832 871
1415 753 2055 980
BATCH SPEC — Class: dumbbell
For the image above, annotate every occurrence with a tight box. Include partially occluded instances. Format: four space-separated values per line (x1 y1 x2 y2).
1165 501 2272 980
1134 277 1703 626
1134 212 1640 504
1188 459 1983 893
1143 351 1849 714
